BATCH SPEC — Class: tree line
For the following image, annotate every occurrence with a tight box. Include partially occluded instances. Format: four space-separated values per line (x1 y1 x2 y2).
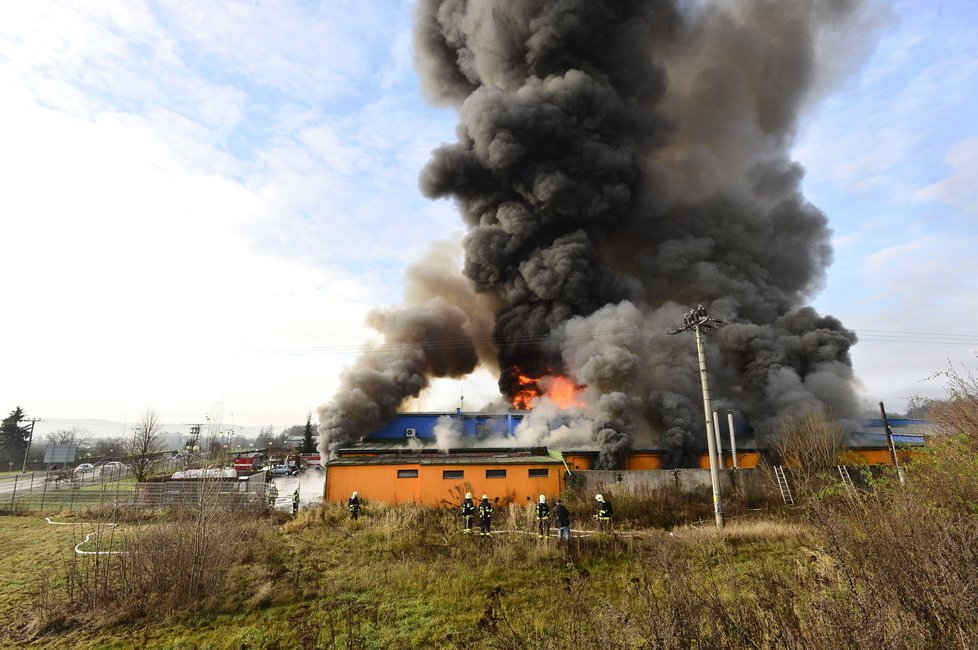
2 406 318 472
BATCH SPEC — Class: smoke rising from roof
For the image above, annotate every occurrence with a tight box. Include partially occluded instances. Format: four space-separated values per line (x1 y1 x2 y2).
319 0 877 466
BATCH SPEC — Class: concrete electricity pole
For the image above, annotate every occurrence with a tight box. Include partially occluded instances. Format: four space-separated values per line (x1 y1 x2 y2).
19 418 41 473
669 304 726 530
879 402 906 486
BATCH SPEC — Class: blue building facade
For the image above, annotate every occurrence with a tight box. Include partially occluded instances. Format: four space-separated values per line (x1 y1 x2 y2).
365 411 525 441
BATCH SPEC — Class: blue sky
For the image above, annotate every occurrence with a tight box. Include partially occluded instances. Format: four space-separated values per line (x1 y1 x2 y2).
1 0 975 429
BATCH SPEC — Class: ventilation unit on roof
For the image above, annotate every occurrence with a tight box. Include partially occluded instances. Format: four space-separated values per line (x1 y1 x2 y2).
405 428 416 438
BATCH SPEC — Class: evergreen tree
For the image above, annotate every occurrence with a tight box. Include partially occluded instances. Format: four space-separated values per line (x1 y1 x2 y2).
302 412 315 454
0 407 31 466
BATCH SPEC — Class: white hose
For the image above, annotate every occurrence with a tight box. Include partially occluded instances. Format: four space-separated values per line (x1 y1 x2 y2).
44 517 127 555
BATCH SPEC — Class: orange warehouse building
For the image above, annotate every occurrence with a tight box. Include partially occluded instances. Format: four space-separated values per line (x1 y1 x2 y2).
325 450 565 507
321 412 929 506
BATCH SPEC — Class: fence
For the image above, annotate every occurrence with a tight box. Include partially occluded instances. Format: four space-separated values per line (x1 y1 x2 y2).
1 463 267 512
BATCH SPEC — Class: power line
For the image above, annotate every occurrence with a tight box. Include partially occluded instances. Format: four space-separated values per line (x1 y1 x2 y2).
244 326 977 357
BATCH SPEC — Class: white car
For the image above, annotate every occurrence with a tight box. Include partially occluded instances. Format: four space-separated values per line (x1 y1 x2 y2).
101 461 124 473
74 463 95 474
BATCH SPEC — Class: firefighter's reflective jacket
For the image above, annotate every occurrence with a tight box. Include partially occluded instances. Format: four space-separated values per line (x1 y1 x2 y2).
597 499 613 519
461 498 475 517
479 501 493 519
536 502 551 520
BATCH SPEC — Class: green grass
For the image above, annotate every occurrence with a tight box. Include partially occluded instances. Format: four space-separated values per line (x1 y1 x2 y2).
4 463 976 650
0 505 812 649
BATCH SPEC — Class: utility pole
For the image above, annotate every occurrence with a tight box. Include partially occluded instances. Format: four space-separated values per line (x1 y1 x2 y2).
182 423 206 468
727 411 739 470
19 418 41 473
879 402 906 486
713 410 724 470
669 304 726 530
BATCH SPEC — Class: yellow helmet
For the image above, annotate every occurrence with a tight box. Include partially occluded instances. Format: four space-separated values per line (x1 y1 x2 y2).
465 492 472 499
595 494 604 501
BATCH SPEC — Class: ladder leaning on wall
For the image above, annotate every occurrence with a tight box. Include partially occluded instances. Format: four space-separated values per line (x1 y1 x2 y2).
837 465 857 499
773 465 794 505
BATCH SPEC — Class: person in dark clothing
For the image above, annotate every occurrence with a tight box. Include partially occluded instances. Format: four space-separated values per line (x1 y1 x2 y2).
553 499 571 543
292 488 300 516
348 491 361 520
479 495 493 537
594 494 613 532
535 494 551 539
461 492 476 533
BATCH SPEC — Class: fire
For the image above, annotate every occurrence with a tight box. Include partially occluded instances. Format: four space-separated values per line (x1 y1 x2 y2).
511 373 540 410
510 370 584 411
545 375 585 409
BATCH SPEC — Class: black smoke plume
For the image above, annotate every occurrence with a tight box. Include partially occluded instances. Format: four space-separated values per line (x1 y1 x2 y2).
320 0 876 466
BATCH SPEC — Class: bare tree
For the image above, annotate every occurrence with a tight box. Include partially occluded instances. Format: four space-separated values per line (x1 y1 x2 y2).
932 354 978 445
46 426 89 448
772 407 845 497
127 409 166 482
255 425 274 448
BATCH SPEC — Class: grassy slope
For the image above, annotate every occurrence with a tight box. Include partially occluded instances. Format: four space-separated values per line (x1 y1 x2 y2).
0 508 809 649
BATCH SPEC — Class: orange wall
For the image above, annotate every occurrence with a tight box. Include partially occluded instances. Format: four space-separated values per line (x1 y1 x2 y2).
694 451 758 469
729 451 761 469
326 462 563 507
564 454 592 471
842 448 914 465
626 453 662 470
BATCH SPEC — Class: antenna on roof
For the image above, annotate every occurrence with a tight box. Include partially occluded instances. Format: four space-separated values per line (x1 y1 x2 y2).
459 383 465 414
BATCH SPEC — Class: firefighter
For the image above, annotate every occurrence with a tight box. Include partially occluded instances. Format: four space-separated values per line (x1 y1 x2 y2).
594 494 613 532
478 494 493 537
348 491 361 520
461 492 476 533
535 494 551 539
292 488 300 516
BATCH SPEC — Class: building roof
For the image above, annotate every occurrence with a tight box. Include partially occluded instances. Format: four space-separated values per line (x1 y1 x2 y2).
335 439 552 455
328 452 562 467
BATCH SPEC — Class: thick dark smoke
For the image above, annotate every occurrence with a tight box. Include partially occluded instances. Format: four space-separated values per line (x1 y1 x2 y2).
320 0 877 466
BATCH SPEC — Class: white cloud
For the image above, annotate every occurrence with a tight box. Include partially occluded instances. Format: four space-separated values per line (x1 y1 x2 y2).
914 136 978 218
795 5 978 201
0 1 462 425
152 0 393 101
798 2 978 411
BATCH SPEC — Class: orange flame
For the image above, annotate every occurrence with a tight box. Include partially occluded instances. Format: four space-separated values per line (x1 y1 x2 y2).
510 372 585 411
544 375 586 409
511 373 540 410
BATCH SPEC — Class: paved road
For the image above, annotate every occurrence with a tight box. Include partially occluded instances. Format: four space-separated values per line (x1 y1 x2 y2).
0 470 127 498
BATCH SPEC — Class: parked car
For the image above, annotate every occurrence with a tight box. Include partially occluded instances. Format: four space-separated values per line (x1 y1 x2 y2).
270 465 296 476
74 463 95 474
101 461 124 474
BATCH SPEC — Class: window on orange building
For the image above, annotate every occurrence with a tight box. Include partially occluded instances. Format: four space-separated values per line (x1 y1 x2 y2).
442 470 464 479
486 469 506 478
397 469 418 478
528 468 549 477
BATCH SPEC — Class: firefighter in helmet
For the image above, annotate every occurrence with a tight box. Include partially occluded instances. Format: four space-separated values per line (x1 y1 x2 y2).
479 495 493 537
348 491 361 520
292 488 300 516
461 492 476 533
594 493 613 532
535 494 551 539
